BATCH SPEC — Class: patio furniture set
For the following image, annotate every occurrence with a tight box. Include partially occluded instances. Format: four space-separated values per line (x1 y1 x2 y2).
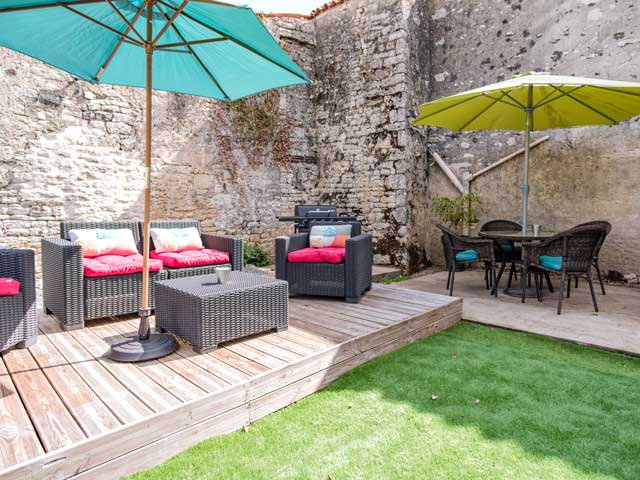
438 220 612 314
0 211 372 354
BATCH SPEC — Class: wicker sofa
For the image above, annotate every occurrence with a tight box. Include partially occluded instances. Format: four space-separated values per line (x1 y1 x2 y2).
275 221 372 303
42 220 242 330
0 249 37 350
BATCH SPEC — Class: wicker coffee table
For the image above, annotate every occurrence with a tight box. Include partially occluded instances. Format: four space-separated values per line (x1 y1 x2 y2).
154 271 288 353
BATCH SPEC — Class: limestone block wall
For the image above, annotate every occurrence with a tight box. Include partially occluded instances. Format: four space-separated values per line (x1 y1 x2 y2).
424 0 640 276
312 0 430 269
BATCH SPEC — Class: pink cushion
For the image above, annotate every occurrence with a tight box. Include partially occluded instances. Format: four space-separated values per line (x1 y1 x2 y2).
150 249 230 269
0 278 20 296
83 254 163 278
287 247 346 264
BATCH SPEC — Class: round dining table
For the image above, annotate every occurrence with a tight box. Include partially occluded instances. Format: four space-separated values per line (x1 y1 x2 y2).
479 229 557 298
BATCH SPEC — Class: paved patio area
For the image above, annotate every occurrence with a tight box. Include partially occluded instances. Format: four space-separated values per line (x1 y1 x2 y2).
399 269 640 356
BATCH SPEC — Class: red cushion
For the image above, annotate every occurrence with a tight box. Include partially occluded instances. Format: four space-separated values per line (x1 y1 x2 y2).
0 278 20 296
83 254 163 278
150 249 230 269
287 247 346 264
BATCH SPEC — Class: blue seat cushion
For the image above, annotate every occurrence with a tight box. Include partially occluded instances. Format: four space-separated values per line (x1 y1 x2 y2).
540 255 562 271
455 250 478 262
499 243 522 253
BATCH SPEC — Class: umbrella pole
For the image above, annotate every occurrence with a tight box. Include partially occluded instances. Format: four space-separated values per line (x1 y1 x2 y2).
521 84 533 236
110 1 178 362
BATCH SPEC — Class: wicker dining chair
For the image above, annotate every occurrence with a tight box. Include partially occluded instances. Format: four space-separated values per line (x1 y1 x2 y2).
480 219 522 289
570 221 612 295
522 224 605 314
436 224 497 297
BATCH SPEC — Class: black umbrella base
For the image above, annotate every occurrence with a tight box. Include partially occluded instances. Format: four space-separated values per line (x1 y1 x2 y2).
109 332 179 362
503 287 543 299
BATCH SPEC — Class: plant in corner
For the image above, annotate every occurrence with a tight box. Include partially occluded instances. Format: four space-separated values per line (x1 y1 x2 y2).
432 192 481 233
244 242 271 267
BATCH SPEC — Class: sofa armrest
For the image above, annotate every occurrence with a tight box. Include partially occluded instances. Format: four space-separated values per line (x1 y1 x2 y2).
345 234 373 300
275 233 308 281
41 238 84 328
0 249 36 325
201 233 243 271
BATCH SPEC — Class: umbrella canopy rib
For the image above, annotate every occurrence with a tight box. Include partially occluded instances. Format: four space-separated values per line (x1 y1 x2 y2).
157 0 309 83
153 3 231 100
155 37 227 49
60 3 143 46
459 92 510 131
550 85 617 124
0 0 107 14
152 0 189 46
105 0 145 43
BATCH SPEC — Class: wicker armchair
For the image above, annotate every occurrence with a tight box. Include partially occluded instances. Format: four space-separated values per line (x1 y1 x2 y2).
275 221 372 303
42 221 168 331
522 224 605 314
480 219 522 289
149 220 243 278
437 224 497 297
572 221 612 295
0 249 37 351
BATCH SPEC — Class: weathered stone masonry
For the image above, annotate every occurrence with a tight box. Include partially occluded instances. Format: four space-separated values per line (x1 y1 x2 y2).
1 0 638 279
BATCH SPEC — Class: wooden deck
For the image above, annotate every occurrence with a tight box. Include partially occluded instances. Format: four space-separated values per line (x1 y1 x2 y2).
0 284 461 480
400 270 640 356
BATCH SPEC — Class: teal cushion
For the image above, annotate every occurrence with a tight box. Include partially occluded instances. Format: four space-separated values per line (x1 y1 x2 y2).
499 243 522 253
455 250 478 262
540 255 562 271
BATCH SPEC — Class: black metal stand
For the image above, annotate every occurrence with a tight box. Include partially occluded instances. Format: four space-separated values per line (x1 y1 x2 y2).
109 308 178 362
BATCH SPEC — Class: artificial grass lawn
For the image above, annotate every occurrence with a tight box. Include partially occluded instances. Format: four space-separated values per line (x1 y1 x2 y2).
129 323 640 480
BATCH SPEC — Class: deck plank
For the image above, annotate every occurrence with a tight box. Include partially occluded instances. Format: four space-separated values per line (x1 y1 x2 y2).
2 348 86 452
0 358 44 469
0 285 462 479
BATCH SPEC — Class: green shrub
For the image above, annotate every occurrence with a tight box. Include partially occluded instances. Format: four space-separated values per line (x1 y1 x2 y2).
244 242 271 267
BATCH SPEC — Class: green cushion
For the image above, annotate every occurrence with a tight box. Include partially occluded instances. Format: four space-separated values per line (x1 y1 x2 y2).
540 255 562 271
499 243 522 253
455 250 478 262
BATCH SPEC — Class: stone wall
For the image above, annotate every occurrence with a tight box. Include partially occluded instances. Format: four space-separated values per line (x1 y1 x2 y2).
0 17 319 277
424 0 640 277
312 0 430 269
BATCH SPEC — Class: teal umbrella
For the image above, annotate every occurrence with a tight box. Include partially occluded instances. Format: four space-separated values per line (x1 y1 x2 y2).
0 0 310 361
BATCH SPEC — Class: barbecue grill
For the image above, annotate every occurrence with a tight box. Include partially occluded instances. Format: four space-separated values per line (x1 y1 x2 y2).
278 204 357 233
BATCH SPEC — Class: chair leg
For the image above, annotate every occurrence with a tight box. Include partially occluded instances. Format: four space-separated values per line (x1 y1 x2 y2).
587 270 599 313
507 263 515 288
484 264 489 289
446 266 452 290
528 272 532 288
567 276 571 299
493 264 499 297
521 266 527 303
557 271 566 315
449 264 456 297
575 277 579 288
493 262 506 295
595 262 606 295
544 273 554 293
534 273 542 302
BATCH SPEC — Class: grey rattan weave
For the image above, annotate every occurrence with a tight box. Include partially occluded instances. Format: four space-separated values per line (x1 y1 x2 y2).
275 221 372 303
42 220 243 330
155 271 288 353
0 249 37 351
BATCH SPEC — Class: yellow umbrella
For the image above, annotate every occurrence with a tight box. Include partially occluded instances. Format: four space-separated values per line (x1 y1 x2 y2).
413 72 640 233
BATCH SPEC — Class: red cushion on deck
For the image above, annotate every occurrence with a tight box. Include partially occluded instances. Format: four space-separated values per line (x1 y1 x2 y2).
0 278 20 296
83 254 163 278
150 249 230 269
287 247 346 264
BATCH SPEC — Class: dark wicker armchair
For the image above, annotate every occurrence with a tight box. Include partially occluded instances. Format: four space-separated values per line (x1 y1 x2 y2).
522 223 606 314
0 249 37 351
572 221 612 295
437 224 497 297
149 220 243 278
480 219 522 289
275 221 372 303
42 221 168 330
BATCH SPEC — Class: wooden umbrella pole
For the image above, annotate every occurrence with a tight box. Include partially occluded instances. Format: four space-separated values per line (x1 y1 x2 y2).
138 0 154 340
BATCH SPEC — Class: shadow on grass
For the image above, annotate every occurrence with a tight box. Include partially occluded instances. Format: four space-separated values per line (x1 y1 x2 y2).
326 322 640 479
